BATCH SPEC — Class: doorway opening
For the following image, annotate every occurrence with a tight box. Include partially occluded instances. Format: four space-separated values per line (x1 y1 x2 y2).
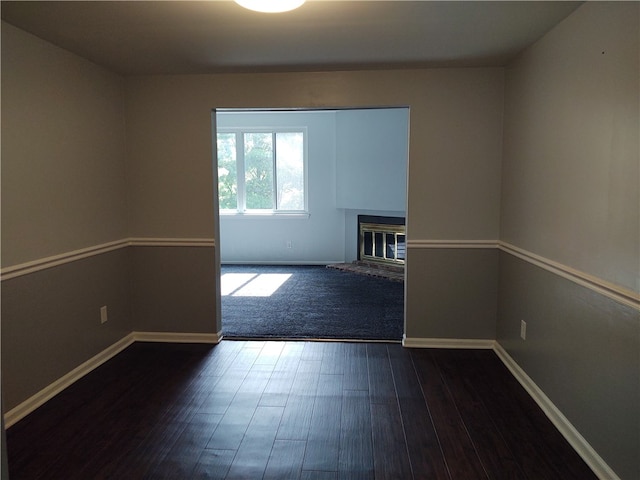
213 107 409 341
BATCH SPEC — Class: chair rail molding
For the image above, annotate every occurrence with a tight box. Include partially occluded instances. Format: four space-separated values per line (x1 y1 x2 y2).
1 238 216 281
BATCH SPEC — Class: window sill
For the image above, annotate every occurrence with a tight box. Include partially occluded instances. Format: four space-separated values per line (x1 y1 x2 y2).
219 212 310 220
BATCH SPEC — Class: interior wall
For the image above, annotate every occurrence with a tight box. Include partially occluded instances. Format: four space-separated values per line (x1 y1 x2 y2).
1 251 132 410
498 3 639 479
336 107 409 263
217 110 344 264
125 68 503 242
1 22 128 266
335 108 408 212
0 23 131 412
130 246 217 333
124 67 504 340
0 22 503 411
500 2 639 293
407 248 499 340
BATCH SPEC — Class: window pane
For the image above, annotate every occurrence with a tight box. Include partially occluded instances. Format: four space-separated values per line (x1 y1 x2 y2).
217 133 237 210
244 133 274 209
276 132 304 210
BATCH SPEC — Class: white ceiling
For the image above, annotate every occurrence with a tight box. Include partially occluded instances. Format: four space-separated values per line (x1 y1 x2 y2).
1 1 581 75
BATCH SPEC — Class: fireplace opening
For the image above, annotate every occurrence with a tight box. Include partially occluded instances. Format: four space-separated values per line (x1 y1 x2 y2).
326 215 405 281
358 215 405 266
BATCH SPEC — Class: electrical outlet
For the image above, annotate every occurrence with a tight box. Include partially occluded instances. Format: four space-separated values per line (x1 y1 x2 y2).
100 306 108 324
520 320 527 340
286 240 293 249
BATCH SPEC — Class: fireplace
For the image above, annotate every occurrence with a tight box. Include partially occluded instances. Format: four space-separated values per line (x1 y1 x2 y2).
358 215 405 266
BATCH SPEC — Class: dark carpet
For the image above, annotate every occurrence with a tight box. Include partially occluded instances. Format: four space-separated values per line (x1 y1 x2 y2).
221 265 404 341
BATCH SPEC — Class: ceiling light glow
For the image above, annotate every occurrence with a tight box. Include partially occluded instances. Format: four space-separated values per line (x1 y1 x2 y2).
234 0 306 13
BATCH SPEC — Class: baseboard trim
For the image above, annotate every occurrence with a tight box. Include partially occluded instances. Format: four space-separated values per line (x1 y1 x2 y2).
4 333 136 428
223 336 401 344
493 342 620 480
402 336 495 349
4 330 223 428
132 331 223 343
220 261 344 265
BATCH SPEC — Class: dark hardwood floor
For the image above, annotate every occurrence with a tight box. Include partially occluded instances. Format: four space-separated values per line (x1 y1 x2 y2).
6 341 597 479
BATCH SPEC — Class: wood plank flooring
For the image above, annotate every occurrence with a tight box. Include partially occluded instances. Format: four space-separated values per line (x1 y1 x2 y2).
6 341 598 480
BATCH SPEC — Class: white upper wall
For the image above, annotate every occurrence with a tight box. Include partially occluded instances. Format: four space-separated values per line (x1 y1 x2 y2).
501 2 639 292
217 110 344 263
336 108 408 212
1 22 128 267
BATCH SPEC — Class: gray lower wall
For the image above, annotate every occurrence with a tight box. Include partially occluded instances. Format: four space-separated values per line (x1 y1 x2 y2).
1 249 131 411
130 246 218 334
497 251 639 480
405 248 499 340
1 245 219 413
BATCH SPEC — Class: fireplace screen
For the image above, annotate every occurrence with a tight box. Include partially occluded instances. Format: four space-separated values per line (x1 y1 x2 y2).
359 222 406 265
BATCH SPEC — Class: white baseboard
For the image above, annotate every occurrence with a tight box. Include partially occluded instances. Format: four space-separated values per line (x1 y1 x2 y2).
132 331 223 343
4 333 136 428
220 261 342 265
4 330 223 428
492 343 619 480
402 336 495 349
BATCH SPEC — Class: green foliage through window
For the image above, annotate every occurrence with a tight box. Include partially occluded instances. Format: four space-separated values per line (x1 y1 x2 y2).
244 133 274 209
217 130 305 213
216 133 237 210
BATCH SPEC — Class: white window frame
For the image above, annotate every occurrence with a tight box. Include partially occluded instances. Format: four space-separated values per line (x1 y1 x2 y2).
217 127 308 217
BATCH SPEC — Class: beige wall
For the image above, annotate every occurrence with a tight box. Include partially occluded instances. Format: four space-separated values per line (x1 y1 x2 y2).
498 3 639 478
501 2 639 293
1 22 128 267
125 68 504 241
1 23 132 411
124 68 505 339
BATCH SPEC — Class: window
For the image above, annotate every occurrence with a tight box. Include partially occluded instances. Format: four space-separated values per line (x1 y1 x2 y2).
217 129 306 214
